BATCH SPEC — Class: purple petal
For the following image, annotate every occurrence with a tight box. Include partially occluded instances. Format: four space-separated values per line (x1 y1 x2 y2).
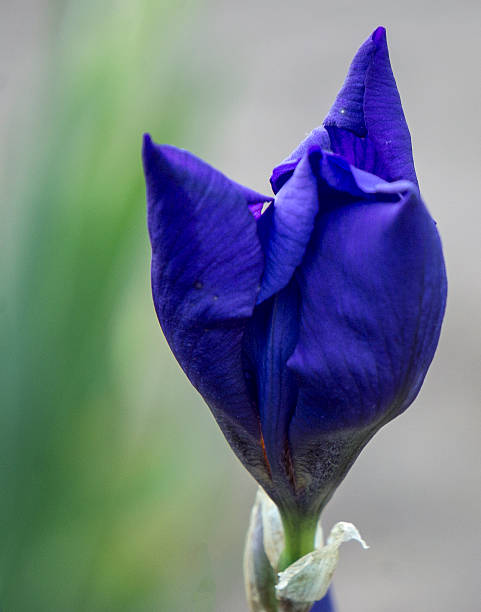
258 148 394 306
270 127 331 194
143 134 272 484
257 151 320 304
323 27 417 185
243 284 300 497
248 153 409 506
288 182 446 487
310 590 336 612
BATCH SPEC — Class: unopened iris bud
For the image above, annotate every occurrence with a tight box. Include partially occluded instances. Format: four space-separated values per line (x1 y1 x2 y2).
143 26 447 610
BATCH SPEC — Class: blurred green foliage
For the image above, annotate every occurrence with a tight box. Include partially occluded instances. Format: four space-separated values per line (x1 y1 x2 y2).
0 2 243 610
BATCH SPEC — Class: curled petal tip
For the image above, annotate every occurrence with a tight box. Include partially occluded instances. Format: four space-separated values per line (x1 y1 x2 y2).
306 144 322 156
375 179 419 198
306 145 323 172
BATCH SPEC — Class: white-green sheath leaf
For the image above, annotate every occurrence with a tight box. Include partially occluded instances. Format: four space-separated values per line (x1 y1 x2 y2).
276 522 369 603
259 487 285 568
244 490 278 612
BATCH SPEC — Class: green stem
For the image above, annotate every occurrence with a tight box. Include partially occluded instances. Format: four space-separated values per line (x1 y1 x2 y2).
277 513 318 572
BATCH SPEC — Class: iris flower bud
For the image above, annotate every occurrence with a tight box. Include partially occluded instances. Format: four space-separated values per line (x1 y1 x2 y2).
142 26 446 609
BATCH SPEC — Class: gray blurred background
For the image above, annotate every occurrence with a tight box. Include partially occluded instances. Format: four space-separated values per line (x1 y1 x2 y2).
1 0 480 611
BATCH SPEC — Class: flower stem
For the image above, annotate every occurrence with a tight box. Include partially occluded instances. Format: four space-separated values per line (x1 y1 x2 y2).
277 513 318 572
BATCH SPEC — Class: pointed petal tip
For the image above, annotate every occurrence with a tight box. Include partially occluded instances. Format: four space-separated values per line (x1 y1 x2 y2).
142 136 180 177
142 132 153 153
372 26 386 44
323 25 417 185
142 133 156 172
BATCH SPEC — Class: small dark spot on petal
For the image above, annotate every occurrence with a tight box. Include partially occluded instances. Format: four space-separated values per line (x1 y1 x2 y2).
194 280 203 289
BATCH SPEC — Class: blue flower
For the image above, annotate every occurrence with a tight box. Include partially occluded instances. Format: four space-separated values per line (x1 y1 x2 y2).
142 27 446 541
